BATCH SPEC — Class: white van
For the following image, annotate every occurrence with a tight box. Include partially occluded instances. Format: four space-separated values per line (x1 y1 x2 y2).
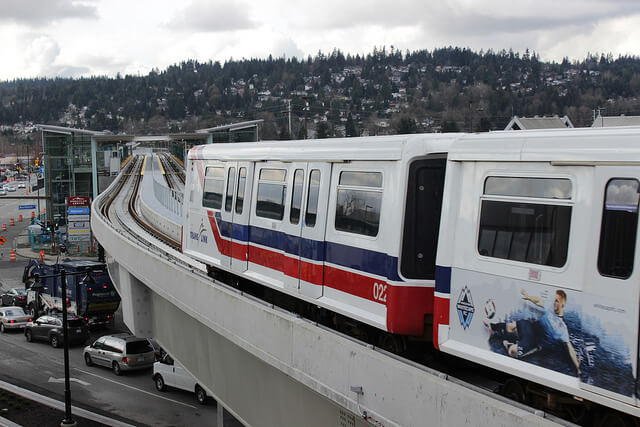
152 354 209 405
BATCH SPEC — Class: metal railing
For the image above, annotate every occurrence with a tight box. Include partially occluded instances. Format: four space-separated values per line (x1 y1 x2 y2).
152 174 183 217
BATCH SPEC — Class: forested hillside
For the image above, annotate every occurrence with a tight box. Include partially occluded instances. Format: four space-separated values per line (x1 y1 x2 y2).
2 47 640 140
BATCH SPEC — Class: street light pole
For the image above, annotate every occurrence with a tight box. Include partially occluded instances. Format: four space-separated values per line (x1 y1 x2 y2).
59 267 76 426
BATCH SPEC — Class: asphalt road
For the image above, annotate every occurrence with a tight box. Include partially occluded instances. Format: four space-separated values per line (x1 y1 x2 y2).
0 189 236 426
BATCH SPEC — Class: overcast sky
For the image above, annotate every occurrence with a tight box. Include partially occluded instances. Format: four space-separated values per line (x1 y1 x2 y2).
1 0 640 81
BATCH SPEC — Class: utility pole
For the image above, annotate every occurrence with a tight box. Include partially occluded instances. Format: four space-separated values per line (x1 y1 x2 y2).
287 99 292 139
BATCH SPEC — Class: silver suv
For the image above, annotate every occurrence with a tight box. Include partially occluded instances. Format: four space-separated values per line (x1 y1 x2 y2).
83 333 155 375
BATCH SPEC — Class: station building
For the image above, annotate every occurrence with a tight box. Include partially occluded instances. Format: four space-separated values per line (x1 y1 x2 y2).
37 120 262 225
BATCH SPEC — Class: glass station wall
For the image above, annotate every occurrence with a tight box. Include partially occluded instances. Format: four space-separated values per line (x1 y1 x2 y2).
42 132 94 224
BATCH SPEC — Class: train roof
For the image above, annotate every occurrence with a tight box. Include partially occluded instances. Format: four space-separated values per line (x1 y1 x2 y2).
189 134 455 162
188 127 640 164
453 126 640 163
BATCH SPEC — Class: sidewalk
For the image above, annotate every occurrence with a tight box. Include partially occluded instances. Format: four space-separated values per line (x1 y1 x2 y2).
0 379 135 427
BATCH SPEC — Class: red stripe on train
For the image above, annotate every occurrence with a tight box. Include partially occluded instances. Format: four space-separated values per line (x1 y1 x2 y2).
432 295 450 349
205 216 435 335
206 211 231 257
387 285 433 336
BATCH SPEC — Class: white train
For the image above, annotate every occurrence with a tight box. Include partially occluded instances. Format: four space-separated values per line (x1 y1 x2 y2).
182 127 640 425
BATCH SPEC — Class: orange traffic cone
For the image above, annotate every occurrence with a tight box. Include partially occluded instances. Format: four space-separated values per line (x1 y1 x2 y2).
39 250 45 261
9 250 16 261
31 211 35 219
9 218 14 226
18 214 23 222
1 224 5 231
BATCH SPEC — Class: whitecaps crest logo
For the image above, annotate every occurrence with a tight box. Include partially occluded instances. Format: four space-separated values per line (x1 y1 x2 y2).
456 285 475 330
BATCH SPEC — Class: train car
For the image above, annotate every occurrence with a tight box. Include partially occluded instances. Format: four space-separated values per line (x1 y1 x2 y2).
182 134 455 337
435 127 640 422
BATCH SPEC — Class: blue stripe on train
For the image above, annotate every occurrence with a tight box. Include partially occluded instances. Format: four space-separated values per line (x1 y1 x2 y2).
435 265 451 294
213 212 402 281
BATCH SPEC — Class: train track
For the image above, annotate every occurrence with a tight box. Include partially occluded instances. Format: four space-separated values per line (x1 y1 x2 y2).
157 152 185 190
100 154 181 251
100 155 143 221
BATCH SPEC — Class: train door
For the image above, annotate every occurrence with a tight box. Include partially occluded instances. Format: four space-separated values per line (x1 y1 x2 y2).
581 166 640 406
230 162 254 274
280 163 332 297
248 162 290 288
218 163 237 270
219 162 254 274
281 163 307 292
299 163 331 298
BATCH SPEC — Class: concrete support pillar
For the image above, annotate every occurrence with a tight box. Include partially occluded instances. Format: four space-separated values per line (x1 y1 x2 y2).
117 264 153 337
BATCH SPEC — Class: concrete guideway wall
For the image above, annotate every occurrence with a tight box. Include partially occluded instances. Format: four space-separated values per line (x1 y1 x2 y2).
138 157 182 241
92 203 562 427
138 191 181 242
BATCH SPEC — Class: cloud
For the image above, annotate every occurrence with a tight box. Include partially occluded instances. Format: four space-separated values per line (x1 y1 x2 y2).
24 36 62 76
170 0 256 33
271 37 305 60
279 0 640 38
0 0 98 26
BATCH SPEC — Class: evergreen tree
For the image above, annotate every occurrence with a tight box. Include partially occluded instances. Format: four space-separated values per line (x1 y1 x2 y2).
316 121 330 139
345 113 357 137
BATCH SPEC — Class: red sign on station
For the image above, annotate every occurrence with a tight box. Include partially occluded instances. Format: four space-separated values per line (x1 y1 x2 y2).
68 196 90 207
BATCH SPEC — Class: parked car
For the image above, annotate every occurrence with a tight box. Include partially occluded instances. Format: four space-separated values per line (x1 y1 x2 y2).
83 333 155 375
1 288 27 307
6 185 15 192
17 183 25 189
0 307 31 333
0 189 6 196
153 354 209 405
24 314 90 348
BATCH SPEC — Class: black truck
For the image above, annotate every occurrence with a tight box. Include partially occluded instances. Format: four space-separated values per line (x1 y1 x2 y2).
22 259 121 327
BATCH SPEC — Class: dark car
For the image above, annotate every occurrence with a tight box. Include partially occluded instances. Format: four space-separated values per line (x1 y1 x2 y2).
1 288 27 307
24 314 90 348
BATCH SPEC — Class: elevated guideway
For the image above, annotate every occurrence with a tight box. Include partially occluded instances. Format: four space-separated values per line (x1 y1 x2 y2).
92 154 565 427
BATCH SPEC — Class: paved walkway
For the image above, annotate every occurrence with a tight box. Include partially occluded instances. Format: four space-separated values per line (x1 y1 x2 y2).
0 379 135 427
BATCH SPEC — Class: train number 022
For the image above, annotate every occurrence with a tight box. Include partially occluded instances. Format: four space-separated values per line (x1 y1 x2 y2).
373 282 387 303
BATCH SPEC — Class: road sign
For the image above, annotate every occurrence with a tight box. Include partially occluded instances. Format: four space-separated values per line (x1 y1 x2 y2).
19 204 37 210
68 196 90 207
0 236 6 245
68 221 90 229
68 229 91 236
68 207 90 215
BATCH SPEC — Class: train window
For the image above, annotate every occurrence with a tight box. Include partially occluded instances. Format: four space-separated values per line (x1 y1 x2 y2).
305 170 321 227
260 168 286 181
225 167 236 212
485 177 572 199
335 171 382 237
598 179 639 279
290 169 304 224
202 166 224 209
478 200 571 267
401 158 446 279
235 167 247 214
478 176 572 267
256 168 287 220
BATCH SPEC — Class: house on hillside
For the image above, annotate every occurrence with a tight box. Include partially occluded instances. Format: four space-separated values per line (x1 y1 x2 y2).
591 114 640 127
504 115 574 130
